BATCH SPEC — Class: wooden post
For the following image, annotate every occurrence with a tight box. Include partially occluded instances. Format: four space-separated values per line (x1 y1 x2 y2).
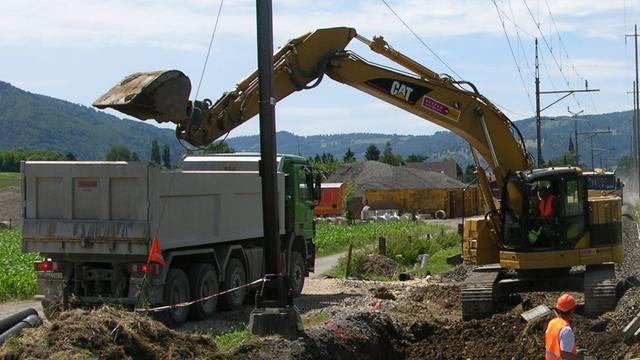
378 237 386 256
345 243 353 279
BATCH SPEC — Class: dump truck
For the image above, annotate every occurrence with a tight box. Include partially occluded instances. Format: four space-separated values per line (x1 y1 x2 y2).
22 153 319 326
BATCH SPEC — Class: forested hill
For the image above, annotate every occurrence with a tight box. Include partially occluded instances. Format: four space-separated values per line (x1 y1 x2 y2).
0 80 632 167
0 80 182 161
228 110 633 168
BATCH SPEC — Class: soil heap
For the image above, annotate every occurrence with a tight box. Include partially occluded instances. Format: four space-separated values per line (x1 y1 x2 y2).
328 161 466 197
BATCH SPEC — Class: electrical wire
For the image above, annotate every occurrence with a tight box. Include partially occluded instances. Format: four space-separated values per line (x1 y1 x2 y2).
194 0 225 101
379 0 463 80
522 0 581 107
491 0 535 113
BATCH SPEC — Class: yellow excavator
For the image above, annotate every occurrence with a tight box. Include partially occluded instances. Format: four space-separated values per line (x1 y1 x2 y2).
93 27 623 319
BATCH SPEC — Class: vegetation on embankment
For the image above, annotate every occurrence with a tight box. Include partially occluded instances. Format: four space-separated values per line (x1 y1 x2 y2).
316 221 461 279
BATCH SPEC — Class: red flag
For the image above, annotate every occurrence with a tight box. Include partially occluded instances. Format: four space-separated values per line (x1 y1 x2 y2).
148 237 166 267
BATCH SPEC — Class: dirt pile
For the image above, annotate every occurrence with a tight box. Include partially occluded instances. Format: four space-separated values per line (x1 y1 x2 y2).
0 306 221 360
225 312 406 360
327 161 466 197
361 254 401 277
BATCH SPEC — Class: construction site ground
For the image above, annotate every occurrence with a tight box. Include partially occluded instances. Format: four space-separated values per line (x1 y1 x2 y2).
1 207 640 359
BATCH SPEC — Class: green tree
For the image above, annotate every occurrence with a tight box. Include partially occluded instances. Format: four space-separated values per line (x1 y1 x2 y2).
548 151 577 167
0 150 64 172
406 154 427 162
150 138 161 164
380 142 402 166
162 144 171 168
342 183 356 223
105 145 131 161
343 148 356 163
131 152 140 161
203 141 235 154
364 144 380 161
311 152 341 178
463 164 476 183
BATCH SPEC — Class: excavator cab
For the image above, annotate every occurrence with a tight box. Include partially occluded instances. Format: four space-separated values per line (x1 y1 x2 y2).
500 168 588 253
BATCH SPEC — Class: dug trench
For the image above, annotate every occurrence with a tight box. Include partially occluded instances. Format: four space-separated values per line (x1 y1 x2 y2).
2 208 640 359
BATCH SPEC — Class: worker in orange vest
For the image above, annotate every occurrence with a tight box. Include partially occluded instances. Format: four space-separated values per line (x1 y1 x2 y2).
538 186 557 220
545 293 581 360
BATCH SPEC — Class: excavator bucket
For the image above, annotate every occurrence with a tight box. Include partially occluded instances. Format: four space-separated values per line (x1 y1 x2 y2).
93 70 191 124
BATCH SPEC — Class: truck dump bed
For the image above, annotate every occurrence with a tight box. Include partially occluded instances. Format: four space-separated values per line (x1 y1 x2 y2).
22 161 151 257
22 157 285 257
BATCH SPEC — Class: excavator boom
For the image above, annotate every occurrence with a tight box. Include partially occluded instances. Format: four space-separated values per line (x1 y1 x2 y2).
94 27 532 183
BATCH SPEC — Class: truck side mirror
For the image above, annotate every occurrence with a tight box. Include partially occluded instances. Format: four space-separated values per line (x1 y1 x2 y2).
313 174 322 203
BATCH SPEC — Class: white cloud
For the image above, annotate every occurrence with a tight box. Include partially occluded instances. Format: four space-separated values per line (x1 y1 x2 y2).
0 0 635 49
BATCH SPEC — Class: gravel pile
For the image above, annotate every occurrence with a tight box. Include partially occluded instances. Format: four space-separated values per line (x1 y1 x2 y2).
327 161 466 197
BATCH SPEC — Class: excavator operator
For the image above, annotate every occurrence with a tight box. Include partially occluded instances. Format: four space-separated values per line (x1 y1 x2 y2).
538 186 557 220
528 184 559 247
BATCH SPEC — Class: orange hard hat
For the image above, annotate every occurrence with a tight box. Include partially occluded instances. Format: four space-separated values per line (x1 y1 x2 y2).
556 293 576 312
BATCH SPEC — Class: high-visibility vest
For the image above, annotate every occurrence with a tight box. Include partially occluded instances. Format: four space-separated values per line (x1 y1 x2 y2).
539 194 556 219
545 317 577 360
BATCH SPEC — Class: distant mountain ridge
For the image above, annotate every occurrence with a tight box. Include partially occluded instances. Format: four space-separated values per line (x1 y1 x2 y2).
228 110 633 168
0 80 632 168
0 80 182 161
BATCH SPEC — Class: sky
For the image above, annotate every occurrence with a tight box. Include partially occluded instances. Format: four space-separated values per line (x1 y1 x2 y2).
2 0 640 138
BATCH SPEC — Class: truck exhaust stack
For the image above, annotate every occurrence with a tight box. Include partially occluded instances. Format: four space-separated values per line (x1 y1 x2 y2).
93 70 191 124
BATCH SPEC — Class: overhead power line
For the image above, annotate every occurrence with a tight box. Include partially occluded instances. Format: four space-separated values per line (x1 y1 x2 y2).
380 0 463 80
194 0 225 101
491 0 535 112
522 0 581 108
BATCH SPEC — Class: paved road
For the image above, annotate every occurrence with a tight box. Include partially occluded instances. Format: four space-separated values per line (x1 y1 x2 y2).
311 252 345 278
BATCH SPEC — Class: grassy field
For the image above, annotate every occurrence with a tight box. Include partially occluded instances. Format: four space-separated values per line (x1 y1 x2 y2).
0 230 41 301
317 221 462 279
0 172 20 189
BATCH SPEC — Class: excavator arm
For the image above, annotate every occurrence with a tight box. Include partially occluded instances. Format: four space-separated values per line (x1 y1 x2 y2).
93 26 533 217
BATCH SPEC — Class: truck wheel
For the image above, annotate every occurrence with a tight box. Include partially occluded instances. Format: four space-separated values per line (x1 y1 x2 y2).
158 268 190 327
290 251 306 297
221 258 247 310
188 263 219 320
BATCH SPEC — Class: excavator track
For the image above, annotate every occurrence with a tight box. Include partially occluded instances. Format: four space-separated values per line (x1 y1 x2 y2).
583 263 617 317
461 265 501 320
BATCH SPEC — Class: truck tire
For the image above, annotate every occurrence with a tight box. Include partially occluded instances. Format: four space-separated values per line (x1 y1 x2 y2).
158 269 190 327
290 251 305 297
221 258 247 310
188 263 219 320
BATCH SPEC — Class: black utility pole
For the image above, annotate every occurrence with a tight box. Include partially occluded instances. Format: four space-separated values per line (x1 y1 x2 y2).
534 38 599 168
567 107 583 165
249 0 301 339
577 130 613 170
626 25 640 194
535 39 542 167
